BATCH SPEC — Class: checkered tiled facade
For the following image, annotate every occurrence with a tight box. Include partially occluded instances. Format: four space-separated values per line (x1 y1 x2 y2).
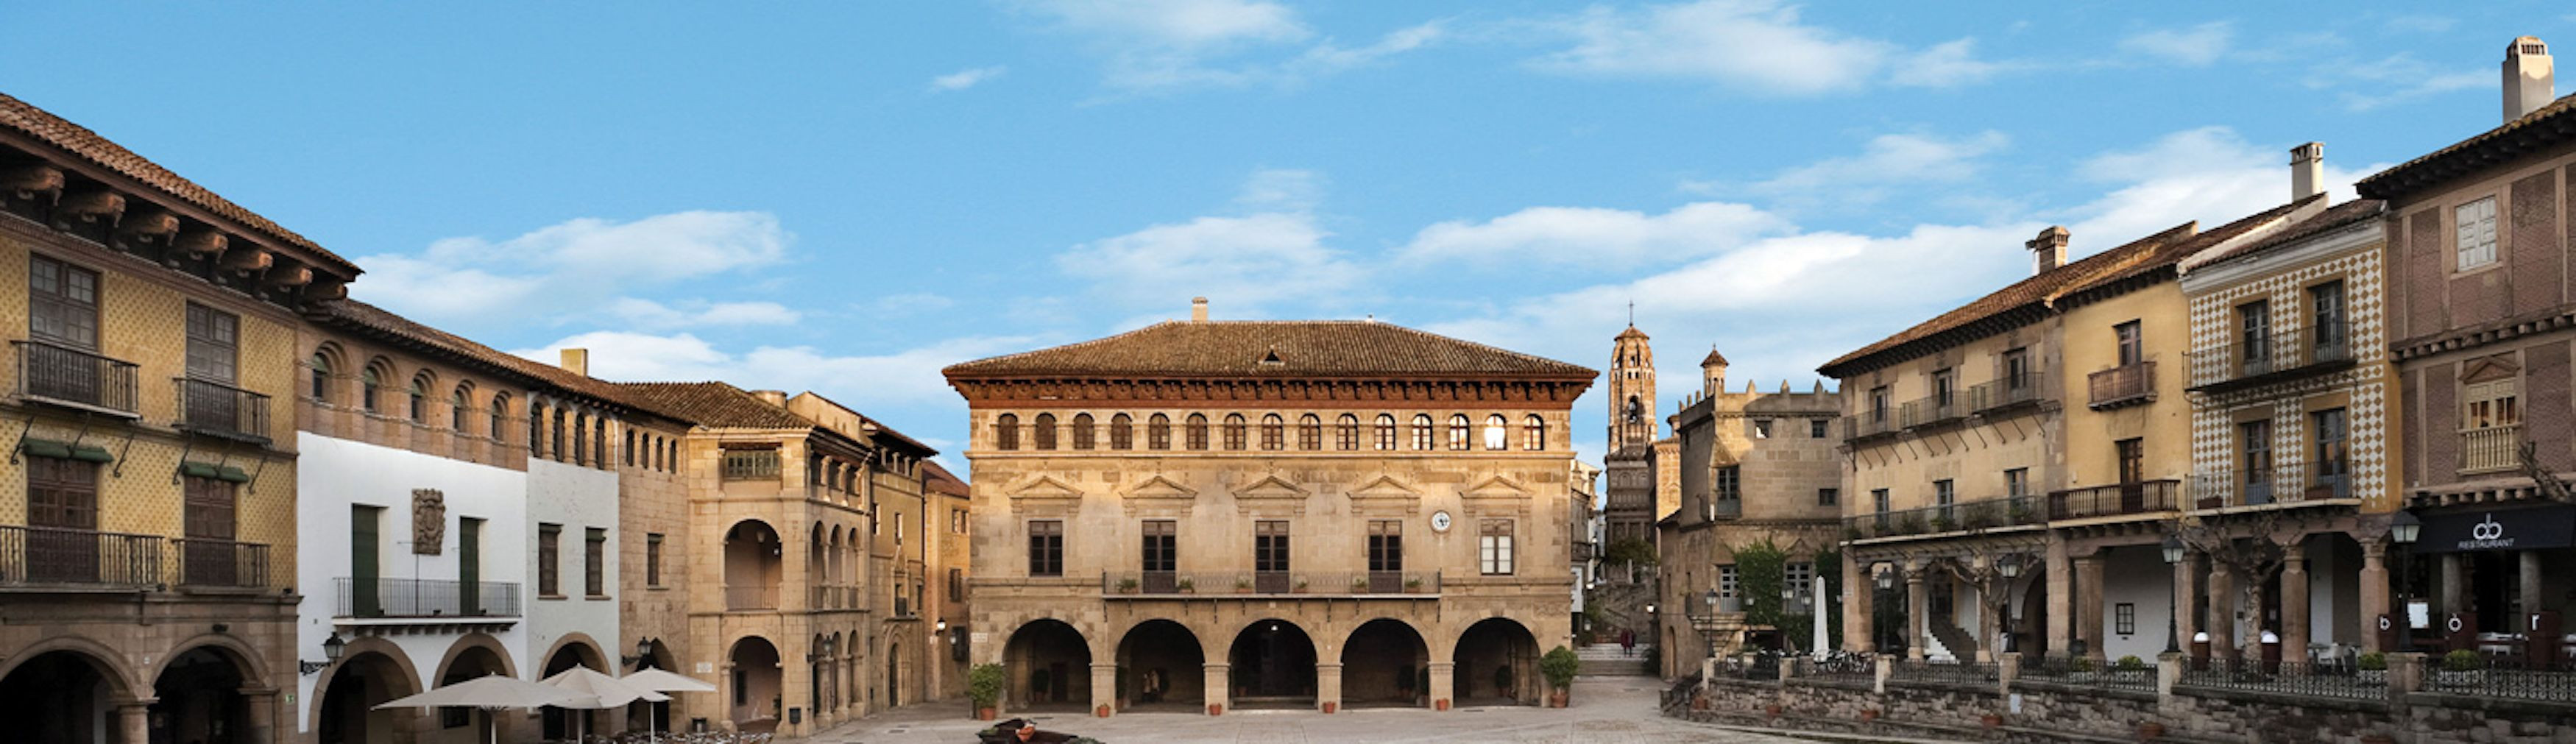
2186 237 2400 512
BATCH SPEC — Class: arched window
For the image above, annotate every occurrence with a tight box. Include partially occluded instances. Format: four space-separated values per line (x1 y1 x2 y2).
308 352 333 402
1110 414 1133 450
1072 413 1096 450
407 374 431 422
573 412 590 464
624 430 636 467
1147 414 1171 450
1336 414 1359 450
1376 414 1397 450
529 404 545 456
994 414 1020 450
1033 413 1058 450
1185 414 1209 450
1524 414 1546 450
1412 414 1434 450
489 394 509 441
359 364 383 413
1485 414 1508 450
1447 414 1470 450
551 408 567 461
595 418 609 469
1260 414 1284 450
1297 414 1322 450
1222 414 1248 450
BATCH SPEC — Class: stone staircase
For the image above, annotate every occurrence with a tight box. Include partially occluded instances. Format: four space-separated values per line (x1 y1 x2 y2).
1574 643 1655 676
1927 613 1976 662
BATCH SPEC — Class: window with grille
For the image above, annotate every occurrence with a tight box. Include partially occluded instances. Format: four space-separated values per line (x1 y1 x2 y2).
1817 487 1838 506
1479 520 1514 575
1110 414 1133 450
1337 414 1359 450
585 528 606 597
1412 415 1434 450
1719 565 1738 598
2115 603 2137 635
1786 561 1815 603
2466 378 2520 428
1376 414 1397 450
1448 414 1471 450
185 303 238 383
994 414 1020 450
1810 419 1828 438
1259 414 1282 450
645 534 664 587
1033 414 1058 450
1148 414 1172 450
1072 413 1095 450
1186 414 1209 450
1223 414 1247 450
1027 520 1064 576
1524 415 1546 450
2457 196 2499 269
537 524 561 597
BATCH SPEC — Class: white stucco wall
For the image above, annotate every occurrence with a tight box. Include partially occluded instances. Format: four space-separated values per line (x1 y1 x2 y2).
526 458 621 673
294 432 532 734
2101 546 2175 662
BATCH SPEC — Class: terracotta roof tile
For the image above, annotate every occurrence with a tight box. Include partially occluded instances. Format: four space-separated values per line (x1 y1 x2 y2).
314 300 673 417
2357 91 2576 199
923 460 970 497
2182 199 2385 271
943 320 1595 380
612 382 817 430
0 91 357 274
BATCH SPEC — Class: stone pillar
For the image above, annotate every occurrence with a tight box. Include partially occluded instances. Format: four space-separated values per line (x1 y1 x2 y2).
2155 653 2183 715
116 701 150 744
2282 541 2311 656
2074 555 2106 662
2173 551 2201 654
1204 663 1230 715
1844 559 1874 653
1428 662 1455 711
1091 663 1117 717
2360 539 2391 653
1316 662 1343 712
1905 570 1928 660
2208 564 2237 660
2522 550 2545 618
2438 553 2464 615
239 687 278 744
2045 542 2073 659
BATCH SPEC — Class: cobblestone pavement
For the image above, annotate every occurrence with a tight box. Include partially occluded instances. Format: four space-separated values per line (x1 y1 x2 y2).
813 677 1812 743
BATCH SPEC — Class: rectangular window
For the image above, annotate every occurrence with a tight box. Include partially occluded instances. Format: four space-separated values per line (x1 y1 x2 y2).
2314 408 2349 497
1786 561 1815 606
2457 196 2499 269
1718 565 1739 598
2002 347 2031 391
1869 386 1890 422
184 303 239 383
1817 487 1839 506
2004 468 2030 499
2310 281 2347 361
1367 520 1403 573
584 527 606 597
2115 321 2143 366
1140 520 1175 573
2241 419 2273 503
1715 466 1741 503
1255 520 1290 573
2117 438 2145 483
1933 479 1955 522
26 456 99 584
2466 378 2521 428
1872 489 1890 514
1479 520 1514 575
28 255 100 348
1809 419 1829 439
537 524 561 597
645 533 664 587
2115 603 2137 635
949 567 964 599
2237 300 2271 375
1750 419 1770 439
1932 368 1956 411
1027 520 1064 577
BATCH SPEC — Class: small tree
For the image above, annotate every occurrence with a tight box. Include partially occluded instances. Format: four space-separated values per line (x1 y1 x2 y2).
1606 537 1659 567
969 663 1006 712
1540 645 1582 699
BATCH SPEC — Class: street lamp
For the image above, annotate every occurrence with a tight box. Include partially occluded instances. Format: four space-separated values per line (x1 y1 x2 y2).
2390 511 2422 651
1994 556 2022 652
2161 534 2186 654
623 637 654 667
303 631 348 676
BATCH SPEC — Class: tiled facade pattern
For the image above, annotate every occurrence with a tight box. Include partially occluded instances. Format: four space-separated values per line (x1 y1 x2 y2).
2185 236 2399 512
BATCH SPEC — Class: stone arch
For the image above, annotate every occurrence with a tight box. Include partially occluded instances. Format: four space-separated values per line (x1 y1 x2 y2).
724 519 785 611
1226 617 1317 705
1454 616 1541 706
308 636 424 744
725 636 785 731
1113 618 1204 711
430 632 518 682
144 631 272 690
152 643 260 744
1340 618 1429 708
0 640 143 744
539 631 607 675
1001 617 1091 710
0 634 144 698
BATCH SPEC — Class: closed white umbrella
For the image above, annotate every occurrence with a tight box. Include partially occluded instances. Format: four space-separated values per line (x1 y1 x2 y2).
377 674 586 744
544 667 670 742
619 667 714 743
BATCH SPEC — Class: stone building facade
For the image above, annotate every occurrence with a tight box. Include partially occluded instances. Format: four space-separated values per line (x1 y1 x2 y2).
924 461 973 700
0 91 356 744
944 302 1593 717
1656 348 1843 676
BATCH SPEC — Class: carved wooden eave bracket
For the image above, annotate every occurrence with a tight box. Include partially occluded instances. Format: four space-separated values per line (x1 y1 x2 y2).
55 188 124 227
220 246 274 275
119 205 179 244
304 276 350 302
1 163 64 202
175 228 228 258
265 261 314 288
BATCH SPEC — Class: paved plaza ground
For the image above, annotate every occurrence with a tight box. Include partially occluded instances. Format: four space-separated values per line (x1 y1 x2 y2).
811 676 1821 743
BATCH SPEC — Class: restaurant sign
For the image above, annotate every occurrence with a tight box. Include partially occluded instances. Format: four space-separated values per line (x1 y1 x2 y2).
2417 505 2576 553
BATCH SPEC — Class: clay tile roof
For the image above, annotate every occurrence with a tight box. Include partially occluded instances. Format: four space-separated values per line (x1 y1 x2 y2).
613 382 817 431
1700 347 1729 366
2357 91 2576 200
922 460 970 497
1615 325 1649 341
315 300 676 419
2184 199 2385 271
2061 196 2322 298
0 92 357 274
943 320 1595 380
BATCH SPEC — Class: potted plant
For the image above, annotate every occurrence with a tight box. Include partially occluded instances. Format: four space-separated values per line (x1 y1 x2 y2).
1540 645 1580 708
1929 515 1956 533
1899 515 1928 535
1236 578 1254 594
2357 652 2387 685
2139 721 2167 739
2006 502 2035 523
1295 578 1309 594
2113 655 2150 681
1117 577 1140 593
2440 649 2485 687
1859 707 1880 722
2067 656 2098 681
1095 704 1111 718
968 663 1005 720
1354 576 1372 592
1405 577 1424 592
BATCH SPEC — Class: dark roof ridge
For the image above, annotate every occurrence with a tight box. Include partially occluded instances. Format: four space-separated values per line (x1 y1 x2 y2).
1818 221 2198 375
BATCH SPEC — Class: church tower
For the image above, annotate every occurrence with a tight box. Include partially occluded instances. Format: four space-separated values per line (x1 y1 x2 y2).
1608 325 1658 452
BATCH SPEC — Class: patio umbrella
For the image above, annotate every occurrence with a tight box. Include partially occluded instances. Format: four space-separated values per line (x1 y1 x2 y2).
543 667 670 742
377 674 587 744
620 667 716 743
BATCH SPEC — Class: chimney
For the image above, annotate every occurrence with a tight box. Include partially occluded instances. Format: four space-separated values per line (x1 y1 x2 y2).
2290 142 2325 202
1190 297 1209 323
2507 36 2554 122
559 347 589 377
2026 226 2070 276
750 389 788 408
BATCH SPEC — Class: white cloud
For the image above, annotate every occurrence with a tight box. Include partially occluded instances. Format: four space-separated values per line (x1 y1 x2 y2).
352 210 793 329
1234 168 1326 211
606 298 803 329
1019 0 1309 49
1013 0 1434 91
2064 126 2374 244
1398 202 1791 269
2120 22 2234 67
2307 52 2487 111
929 65 1008 91
1737 130 2010 211
1529 0 2003 93
512 331 1041 444
1058 212 1361 311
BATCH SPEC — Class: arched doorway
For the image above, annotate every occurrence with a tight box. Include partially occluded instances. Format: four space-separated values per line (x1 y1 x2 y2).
434 642 509 744
150 646 252 744
1226 619 1314 709
541 642 606 739
723 520 783 611
626 640 677 734
318 651 419 744
886 639 902 708
1454 617 1540 706
1114 620 1203 712
1001 620 1089 712
1341 619 1429 708
0 648 127 744
727 637 784 733
2012 565 2050 657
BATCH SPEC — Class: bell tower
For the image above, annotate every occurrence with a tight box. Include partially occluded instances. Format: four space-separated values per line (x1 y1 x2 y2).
1607 323 1657 452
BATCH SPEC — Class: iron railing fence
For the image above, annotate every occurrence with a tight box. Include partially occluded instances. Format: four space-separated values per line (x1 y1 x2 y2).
1844 496 2042 539
14 340 139 415
1968 372 2048 413
171 538 268 589
1098 570 1443 596
2428 657 2576 704
2018 656 2158 694
1889 659 1997 686
2179 659 2381 701
175 378 271 442
336 576 521 618
2190 466 2354 509
0 525 161 588
1898 393 1964 429
1802 651 1877 685
2087 361 2156 408
2048 480 2182 520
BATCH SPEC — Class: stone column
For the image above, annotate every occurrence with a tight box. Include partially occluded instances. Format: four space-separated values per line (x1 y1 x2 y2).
2360 539 2391 653
1844 559 1874 653
1204 663 1230 715
2074 555 2106 662
2522 550 2545 618
1905 569 1929 660
1091 663 1117 717
1427 662 1455 711
2045 542 2073 659
2208 564 2237 660
238 687 278 744
1316 662 1343 712
2282 541 2311 656
2174 550 2201 654
116 701 150 744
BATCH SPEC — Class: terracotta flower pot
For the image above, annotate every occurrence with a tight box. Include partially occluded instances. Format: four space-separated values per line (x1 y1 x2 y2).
2138 722 2167 740
1765 704 1782 718
1549 690 1568 708
976 707 996 721
1435 698 1451 711
1206 703 1223 716
1096 704 1112 718
1320 701 1337 714
1860 709 1880 722
1982 714 2003 729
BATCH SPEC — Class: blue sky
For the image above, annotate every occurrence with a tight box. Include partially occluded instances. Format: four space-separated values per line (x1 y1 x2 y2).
6 1 2570 467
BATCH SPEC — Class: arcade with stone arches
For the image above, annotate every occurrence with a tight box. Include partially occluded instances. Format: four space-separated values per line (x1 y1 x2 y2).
984 606 1557 717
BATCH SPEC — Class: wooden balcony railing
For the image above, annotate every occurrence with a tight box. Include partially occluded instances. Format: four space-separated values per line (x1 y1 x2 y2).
0 525 161 588
2048 480 2182 520
2087 361 2156 409
176 378 272 443
172 538 268 589
13 340 139 417
2463 425 2522 475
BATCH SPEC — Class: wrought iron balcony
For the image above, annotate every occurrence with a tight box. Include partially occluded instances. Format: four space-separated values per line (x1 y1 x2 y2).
171 538 269 589
1843 413 1900 442
1968 372 2048 414
1099 570 1442 597
336 576 523 618
2190 466 2354 509
2189 323 2356 393
1843 496 2042 540
13 340 139 417
0 525 161 589
175 378 272 443
2087 361 2156 409
1898 393 1966 429
2047 480 2182 520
